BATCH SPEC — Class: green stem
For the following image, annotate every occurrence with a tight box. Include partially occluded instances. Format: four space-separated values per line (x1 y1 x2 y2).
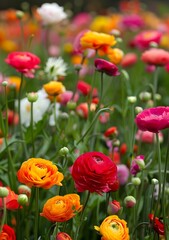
70 107 110 153
34 188 39 240
74 191 90 240
98 72 104 109
30 102 35 157
152 67 159 106
161 131 169 239
0 198 7 233
52 223 58 240
154 133 162 218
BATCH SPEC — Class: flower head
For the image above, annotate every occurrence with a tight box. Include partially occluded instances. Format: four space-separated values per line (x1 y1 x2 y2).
94 215 130 240
17 158 64 189
5 51 40 78
130 155 145 176
37 3 67 26
141 48 169 66
121 53 137 68
56 232 72 240
149 214 165 236
71 152 119 194
43 81 65 96
0 224 16 240
40 194 82 222
45 57 67 81
135 106 169 133
95 58 120 76
117 164 130 185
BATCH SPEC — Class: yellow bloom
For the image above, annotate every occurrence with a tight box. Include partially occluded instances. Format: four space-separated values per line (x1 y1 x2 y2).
7 76 21 91
90 16 113 33
0 40 18 52
107 48 124 65
80 31 116 51
94 215 130 240
43 81 65 96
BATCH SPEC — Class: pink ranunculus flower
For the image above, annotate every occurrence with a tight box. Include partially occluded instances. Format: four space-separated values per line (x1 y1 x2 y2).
133 30 162 50
120 14 144 31
5 52 40 78
130 155 145 176
71 152 119 194
95 58 120 76
141 48 169 66
135 129 163 144
135 106 169 133
117 164 130 185
121 53 137 68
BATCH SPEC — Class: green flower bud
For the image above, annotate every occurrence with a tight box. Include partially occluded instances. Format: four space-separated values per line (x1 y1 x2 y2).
111 29 120 36
18 194 29 206
124 196 136 208
139 91 151 102
155 93 161 101
59 147 69 156
16 10 24 19
59 112 69 120
135 106 143 114
18 185 31 197
27 92 38 102
127 96 137 104
135 159 145 170
132 177 141 186
67 101 77 110
2 81 8 87
151 178 159 185
0 187 9 198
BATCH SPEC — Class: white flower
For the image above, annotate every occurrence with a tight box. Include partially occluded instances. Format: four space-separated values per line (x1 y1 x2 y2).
45 57 68 80
19 89 50 127
49 103 61 126
37 3 67 26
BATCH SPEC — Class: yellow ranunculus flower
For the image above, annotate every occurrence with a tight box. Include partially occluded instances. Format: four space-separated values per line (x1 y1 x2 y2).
43 81 65 96
94 215 130 240
107 48 124 65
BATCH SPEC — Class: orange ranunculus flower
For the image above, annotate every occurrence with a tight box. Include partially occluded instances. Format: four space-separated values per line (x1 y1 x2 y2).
107 48 124 65
94 215 130 240
43 81 66 96
40 193 82 222
80 31 116 52
7 76 21 91
17 158 64 189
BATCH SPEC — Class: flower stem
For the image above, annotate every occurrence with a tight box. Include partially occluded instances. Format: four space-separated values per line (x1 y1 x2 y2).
34 187 39 240
0 198 7 233
30 102 35 157
52 223 58 240
74 191 90 240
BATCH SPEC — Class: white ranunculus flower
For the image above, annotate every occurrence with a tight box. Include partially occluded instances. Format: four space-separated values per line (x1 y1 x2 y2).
45 57 68 80
37 3 67 26
19 89 50 127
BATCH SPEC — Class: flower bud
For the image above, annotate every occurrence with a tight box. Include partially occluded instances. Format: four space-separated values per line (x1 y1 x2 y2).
59 112 69 120
110 29 120 36
59 147 69 156
151 178 159 185
2 81 8 87
0 187 9 198
113 139 120 147
132 177 141 186
124 196 136 208
27 92 38 102
56 232 72 240
155 93 161 101
146 100 154 108
135 106 143 114
139 91 151 102
18 185 31 197
135 158 145 170
116 37 123 43
127 96 137 103
67 101 77 110
16 10 24 19
149 41 158 48
18 194 29 206
107 200 121 215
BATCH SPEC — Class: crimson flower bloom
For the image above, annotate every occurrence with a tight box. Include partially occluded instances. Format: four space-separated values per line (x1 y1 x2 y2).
141 48 169 66
94 58 120 76
149 214 165 236
0 224 16 239
77 80 91 96
56 232 72 240
135 107 169 133
71 152 119 194
5 51 40 78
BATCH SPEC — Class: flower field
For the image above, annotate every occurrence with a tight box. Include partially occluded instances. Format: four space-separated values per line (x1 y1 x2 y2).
0 0 169 239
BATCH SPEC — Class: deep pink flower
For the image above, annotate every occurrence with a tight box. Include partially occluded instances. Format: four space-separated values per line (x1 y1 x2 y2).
73 29 89 54
121 14 144 31
135 107 169 133
121 53 137 68
117 164 130 185
141 48 169 66
77 80 91 96
5 51 40 78
95 58 120 76
130 155 145 176
135 130 163 144
133 30 162 50
71 152 119 194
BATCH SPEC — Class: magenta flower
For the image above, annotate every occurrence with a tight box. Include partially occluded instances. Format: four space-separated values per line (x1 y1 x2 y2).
94 58 120 76
135 107 169 133
130 155 145 176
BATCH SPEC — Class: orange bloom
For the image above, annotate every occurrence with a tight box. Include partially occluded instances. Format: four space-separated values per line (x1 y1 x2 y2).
17 158 64 189
107 48 124 65
94 215 130 240
7 76 21 92
104 126 118 138
43 81 65 96
80 31 116 52
40 194 82 222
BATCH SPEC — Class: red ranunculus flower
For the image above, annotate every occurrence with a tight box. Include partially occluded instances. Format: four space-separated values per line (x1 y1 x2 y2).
121 53 137 68
0 224 16 239
5 51 40 78
0 187 20 210
77 80 91 96
141 48 169 66
135 106 169 133
56 232 72 240
149 214 165 236
94 58 120 76
71 152 119 194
